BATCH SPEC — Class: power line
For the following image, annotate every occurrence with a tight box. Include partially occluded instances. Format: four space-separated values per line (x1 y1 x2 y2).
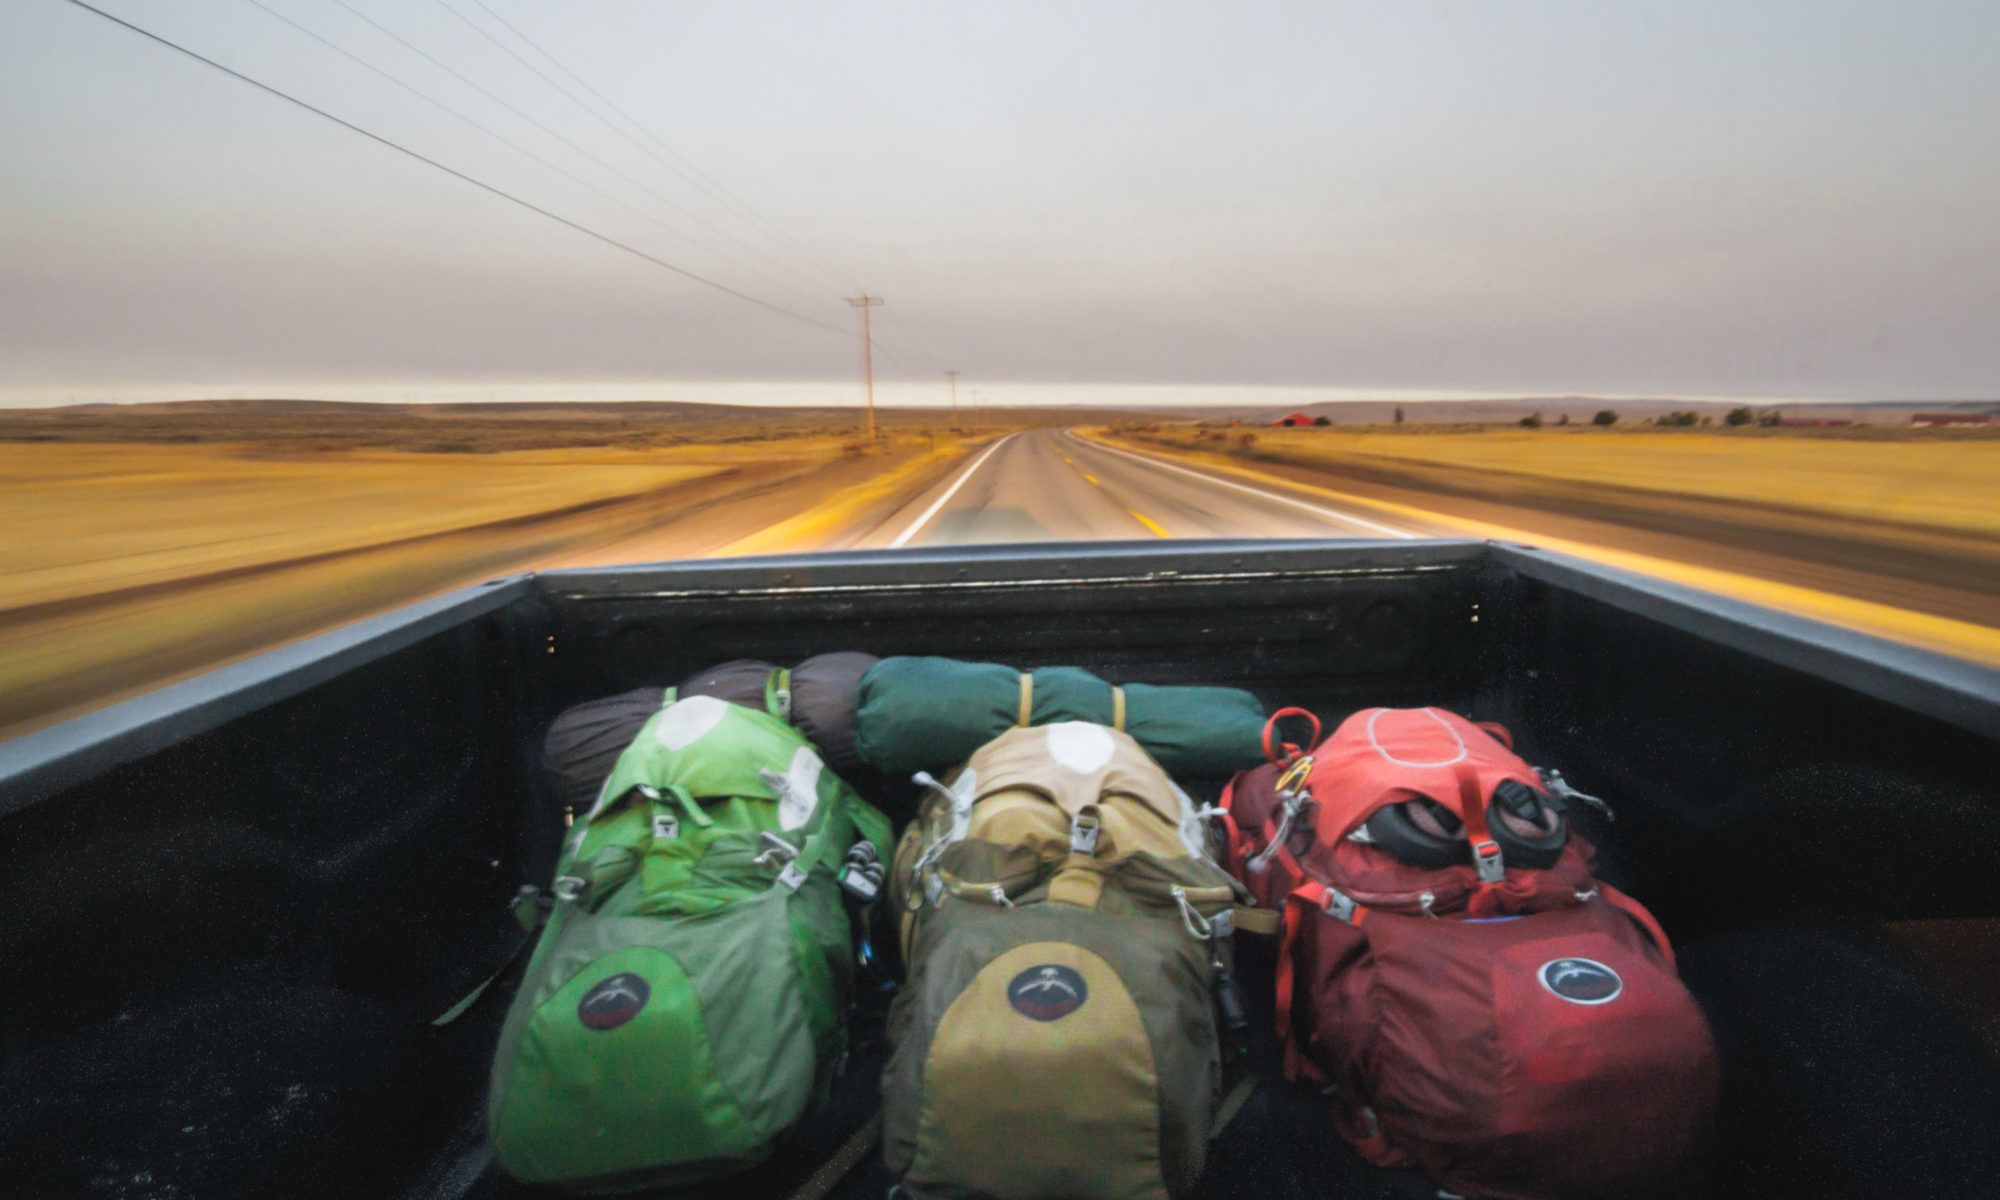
456 0 850 292
463 0 855 293
240 0 821 308
59 0 849 336
318 0 828 304
432 3 955 377
311 0 826 307
869 307 950 373
425 0 832 298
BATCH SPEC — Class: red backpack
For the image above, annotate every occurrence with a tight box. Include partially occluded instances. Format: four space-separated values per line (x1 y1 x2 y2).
1222 707 1717 1200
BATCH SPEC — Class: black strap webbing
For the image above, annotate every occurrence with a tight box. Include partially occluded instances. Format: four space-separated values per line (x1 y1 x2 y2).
786 1112 882 1200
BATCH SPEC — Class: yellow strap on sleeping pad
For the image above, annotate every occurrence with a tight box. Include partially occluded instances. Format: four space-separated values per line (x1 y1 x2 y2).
1111 685 1126 731
1017 672 1033 726
765 668 793 722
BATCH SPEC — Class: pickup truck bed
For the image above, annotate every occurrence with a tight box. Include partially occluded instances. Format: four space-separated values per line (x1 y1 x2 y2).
2 538 1996 1200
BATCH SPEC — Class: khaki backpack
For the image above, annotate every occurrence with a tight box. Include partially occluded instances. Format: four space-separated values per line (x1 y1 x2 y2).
883 722 1272 1200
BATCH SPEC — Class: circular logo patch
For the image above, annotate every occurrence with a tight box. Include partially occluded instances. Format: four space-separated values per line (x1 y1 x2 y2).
1007 964 1088 1021
577 972 651 1030
1538 957 1623 1005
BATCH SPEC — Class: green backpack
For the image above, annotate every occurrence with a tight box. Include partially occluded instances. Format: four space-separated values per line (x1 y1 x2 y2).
489 693 892 1192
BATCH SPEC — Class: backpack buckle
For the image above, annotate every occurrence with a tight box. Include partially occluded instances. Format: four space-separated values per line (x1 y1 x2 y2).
651 814 680 840
1070 812 1102 855
839 842 885 904
1471 839 1505 883
1321 887 1359 923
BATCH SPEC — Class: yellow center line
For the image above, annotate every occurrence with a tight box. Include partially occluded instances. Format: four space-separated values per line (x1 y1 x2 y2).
1069 440 1167 538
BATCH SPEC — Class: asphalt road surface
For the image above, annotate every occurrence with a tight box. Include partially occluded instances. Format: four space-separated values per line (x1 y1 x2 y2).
859 429 1447 547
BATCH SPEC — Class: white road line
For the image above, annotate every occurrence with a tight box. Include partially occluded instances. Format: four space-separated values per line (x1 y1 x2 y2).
1076 434 1417 539
887 433 1019 548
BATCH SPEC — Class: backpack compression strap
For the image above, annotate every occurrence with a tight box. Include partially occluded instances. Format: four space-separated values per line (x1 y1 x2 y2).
1455 761 1506 885
1272 877 1362 1082
1005 674 1126 731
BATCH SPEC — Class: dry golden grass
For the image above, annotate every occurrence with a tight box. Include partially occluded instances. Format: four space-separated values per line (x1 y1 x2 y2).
0 417 965 734
0 442 743 611
1147 426 2000 537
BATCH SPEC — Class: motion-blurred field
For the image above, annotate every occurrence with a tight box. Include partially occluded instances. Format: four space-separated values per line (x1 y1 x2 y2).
2 443 733 611
1134 424 2000 541
1118 422 2000 658
0 401 1029 735
1207 425 2000 536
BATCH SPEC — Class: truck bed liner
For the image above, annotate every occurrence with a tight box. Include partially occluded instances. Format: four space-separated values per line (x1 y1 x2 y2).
2 539 1996 1199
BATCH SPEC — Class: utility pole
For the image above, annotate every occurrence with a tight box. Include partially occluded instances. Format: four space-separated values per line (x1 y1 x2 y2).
945 369 959 430
847 294 884 439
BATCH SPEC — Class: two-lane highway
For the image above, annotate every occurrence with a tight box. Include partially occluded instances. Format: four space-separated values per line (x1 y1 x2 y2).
862 429 1446 547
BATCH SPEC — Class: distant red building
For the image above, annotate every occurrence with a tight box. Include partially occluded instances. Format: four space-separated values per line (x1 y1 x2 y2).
1273 412 1315 427
1910 412 1997 426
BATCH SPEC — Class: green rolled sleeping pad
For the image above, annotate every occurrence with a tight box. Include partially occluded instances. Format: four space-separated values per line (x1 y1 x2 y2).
852 656 1267 776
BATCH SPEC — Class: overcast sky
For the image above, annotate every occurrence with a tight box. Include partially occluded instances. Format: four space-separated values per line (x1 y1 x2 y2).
3 0 1996 404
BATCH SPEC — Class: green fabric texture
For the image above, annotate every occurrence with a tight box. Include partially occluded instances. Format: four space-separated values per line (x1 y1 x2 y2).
853 657 1267 776
489 695 889 1192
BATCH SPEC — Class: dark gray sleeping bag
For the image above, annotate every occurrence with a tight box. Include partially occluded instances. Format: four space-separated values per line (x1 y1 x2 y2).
539 653 877 810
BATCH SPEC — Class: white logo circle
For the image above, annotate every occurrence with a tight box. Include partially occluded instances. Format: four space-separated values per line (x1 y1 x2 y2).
1537 957 1624 1005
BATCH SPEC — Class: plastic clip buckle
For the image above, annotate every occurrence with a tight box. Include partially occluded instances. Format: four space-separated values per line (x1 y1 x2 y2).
1070 814 1101 855
838 864 882 903
1321 887 1359 923
1471 839 1506 883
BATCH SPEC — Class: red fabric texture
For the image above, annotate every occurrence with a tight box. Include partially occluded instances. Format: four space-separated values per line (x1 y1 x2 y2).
1224 708 1718 1200
1306 706 1540 843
